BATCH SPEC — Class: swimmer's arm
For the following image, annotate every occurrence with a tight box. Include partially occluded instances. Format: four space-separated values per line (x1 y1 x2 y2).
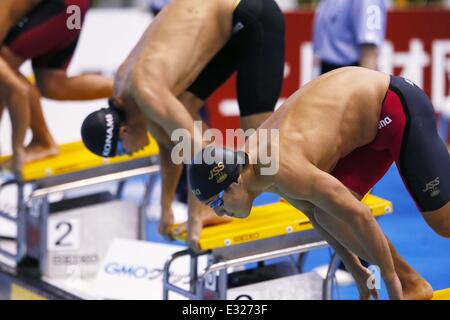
34 69 113 101
284 197 379 300
285 197 366 268
304 170 402 299
0 57 29 172
132 76 204 152
359 44 379 70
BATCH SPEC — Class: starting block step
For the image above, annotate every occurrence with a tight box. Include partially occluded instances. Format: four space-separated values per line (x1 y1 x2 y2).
432 288 450 300
173 194 392 251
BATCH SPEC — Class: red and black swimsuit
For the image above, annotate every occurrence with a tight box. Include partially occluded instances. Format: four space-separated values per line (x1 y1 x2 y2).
3 0 89 70
331 75 450 213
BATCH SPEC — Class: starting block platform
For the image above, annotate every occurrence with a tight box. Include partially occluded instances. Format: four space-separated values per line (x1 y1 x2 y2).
163 194 393 300
432 288 450 300
0 139 160 281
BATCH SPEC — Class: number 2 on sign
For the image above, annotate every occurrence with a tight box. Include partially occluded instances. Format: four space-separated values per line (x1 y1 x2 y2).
48 219 80 251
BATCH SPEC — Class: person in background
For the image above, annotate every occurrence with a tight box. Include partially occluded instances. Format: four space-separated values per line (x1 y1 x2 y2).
312 0 387 74
0 0 113 173
0 0 42 173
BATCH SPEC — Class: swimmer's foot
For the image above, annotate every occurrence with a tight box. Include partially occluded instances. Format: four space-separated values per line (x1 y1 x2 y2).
24 141 60 163
402 275 433 300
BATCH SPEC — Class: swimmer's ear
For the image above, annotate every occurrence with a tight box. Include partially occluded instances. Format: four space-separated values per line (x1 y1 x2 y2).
234 174 244 187
118 124 128 139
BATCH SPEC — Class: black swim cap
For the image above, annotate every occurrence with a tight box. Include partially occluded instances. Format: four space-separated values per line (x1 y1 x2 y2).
187 146 246 202
81 99 125 158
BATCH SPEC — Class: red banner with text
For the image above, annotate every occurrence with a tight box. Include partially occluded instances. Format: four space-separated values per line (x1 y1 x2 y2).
206 9 450 142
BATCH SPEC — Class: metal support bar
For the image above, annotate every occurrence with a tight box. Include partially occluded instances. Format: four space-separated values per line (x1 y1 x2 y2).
0 178 19 193
217 269 228 300
17 183 26 261
163 249 199 300
28 165 160 202
163 241 328 300
297 252 307 273
115 181 126 199
138 174 159 240
201 241 328 276
39 198 50 276
189 254 198 294
0 236 16 241
323 252 341 300
0 248 16 260
0 211 17 222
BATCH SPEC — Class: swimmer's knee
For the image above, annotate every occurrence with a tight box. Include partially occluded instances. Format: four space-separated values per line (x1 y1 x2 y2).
431 225 450 238
430 219 450 238
422 205 450 238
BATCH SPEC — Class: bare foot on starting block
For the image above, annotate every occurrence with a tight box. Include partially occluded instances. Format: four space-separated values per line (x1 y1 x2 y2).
402 275 433 300
24 141 60 163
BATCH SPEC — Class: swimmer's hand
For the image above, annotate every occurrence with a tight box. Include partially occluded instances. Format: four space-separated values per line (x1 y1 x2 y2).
352 266 380 300
158 208 175 240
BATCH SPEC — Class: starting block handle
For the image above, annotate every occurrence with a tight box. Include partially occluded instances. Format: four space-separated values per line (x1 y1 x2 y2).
27 165 160 203
0 177 19 194
200 241 328 279
163 249 208 300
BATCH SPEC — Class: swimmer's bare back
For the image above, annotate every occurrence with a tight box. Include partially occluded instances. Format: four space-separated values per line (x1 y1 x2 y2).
261 67 390 176
114 0 237 99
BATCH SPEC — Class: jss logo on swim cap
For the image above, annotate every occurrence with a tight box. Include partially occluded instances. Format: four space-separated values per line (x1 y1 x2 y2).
103 113 115 157
208 162 228 184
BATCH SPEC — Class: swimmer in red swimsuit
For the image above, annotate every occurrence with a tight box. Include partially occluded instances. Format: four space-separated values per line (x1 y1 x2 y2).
0 0 113 172
189 68 450 299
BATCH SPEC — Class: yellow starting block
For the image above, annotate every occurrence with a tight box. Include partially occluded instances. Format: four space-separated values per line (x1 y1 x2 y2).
174 194 392 252
433 288 450 300
163 194 393 300
0 138 159 182
0 138 160 276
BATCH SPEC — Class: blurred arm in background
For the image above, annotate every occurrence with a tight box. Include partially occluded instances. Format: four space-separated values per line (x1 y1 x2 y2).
33 68 113 101
312 0 387 75
353 0 387 70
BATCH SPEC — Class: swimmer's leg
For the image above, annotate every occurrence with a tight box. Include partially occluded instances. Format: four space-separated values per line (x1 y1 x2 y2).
390 75 450 238
421 202 450 238
22 79 59 162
